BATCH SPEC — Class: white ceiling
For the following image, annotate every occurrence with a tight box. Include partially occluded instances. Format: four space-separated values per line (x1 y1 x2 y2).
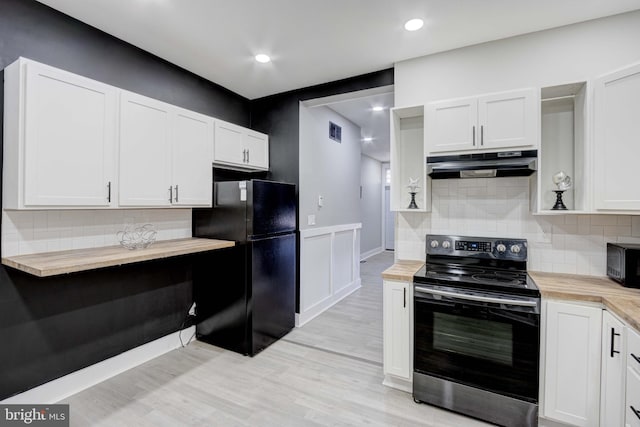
37 0 640 100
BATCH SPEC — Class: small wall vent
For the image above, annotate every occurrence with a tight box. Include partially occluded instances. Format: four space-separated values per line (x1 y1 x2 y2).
329 121 342 143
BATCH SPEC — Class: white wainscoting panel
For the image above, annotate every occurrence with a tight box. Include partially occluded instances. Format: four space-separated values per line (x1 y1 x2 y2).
297 223 362 327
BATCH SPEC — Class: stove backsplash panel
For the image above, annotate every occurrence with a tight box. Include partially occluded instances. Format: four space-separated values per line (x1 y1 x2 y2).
396 177 639 276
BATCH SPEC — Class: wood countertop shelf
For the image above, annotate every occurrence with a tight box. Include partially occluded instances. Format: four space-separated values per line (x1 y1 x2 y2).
1 237 235 277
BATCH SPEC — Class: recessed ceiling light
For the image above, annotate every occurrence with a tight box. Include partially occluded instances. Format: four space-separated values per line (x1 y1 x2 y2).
363 137 373 142
404 18 424 32
255 54 271 63
372 106 384 112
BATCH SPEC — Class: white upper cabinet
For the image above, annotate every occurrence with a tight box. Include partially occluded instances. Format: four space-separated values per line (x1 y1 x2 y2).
3 57 116 209
213 120 269 171
118 91 173 207
426 97 477 152
426 88 537 154
171 108 213 207
594 62 640 211
119 92 213 208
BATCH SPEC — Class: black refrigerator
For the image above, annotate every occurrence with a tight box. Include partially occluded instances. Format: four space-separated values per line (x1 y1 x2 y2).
192 179 296 356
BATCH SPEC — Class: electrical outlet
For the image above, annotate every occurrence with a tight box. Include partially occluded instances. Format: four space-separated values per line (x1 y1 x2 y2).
188 302 196 316
318 195 324 207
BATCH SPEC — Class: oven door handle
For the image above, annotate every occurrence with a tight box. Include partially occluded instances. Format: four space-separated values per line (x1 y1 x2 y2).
414 286 538 307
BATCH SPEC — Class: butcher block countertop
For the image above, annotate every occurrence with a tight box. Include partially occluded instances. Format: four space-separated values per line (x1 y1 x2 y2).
530 271 640 332
381 260 425 282
1 237 235 277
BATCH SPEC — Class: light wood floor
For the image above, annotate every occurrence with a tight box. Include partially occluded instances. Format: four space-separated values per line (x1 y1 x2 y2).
63 251 490 426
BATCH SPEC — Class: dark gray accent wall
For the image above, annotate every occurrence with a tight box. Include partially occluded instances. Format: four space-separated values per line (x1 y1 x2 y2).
0 0 250 400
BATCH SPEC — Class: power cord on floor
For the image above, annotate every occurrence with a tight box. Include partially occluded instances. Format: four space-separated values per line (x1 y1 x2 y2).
178 306 197 348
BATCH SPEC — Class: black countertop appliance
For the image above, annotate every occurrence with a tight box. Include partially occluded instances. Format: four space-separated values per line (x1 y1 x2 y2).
192 179 296 356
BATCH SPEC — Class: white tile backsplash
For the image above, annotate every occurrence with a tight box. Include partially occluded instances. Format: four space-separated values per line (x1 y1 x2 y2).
2 209 192 257
396 177 634 276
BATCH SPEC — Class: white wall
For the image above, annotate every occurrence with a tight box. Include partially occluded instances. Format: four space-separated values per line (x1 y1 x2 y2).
393 10 640 276
360 154 382 257
299 103 361 229
396 10 640 107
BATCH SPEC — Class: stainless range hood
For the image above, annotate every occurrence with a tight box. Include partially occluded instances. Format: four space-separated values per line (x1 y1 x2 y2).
427 150 537 179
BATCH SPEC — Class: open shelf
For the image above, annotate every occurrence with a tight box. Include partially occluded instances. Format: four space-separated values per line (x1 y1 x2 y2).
533 82 588 213
390 105 431 212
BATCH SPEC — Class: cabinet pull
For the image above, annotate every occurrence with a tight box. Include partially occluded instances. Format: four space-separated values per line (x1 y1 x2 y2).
169 186 173 203
610 327 620 358
242 149 246 163
472 126 476 146
247 149 250 163
480 125 484 146
174 185 179 203
403 287 406 308
632 353 640 364
631 406 640 421
107 181 111 203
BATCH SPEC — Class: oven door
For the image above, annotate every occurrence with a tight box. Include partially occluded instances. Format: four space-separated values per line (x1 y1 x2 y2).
414 284 540 403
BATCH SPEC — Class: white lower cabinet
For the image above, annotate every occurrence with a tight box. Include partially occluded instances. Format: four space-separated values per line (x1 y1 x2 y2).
382 279 412 391
601 310 626 427
543 301 602 427
627 328 640 427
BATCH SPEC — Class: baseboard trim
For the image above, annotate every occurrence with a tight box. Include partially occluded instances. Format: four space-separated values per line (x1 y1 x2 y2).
1 326 195 404
360 246 384 261
382 374 412 393
295 279 361 327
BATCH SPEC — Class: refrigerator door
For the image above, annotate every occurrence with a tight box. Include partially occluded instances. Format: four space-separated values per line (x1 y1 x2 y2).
248 180 296 238
249 233 296 355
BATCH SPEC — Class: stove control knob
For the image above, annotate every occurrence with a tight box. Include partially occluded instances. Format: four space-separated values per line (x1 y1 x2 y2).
510 244 521 254
442 241 451 249
496 244 506 253
430 240 439 248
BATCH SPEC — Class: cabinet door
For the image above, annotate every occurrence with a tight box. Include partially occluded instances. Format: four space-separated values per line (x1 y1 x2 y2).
594 62 640 210
425 97 477 153
23 60 115 207
601 310 626 427
244 130 269 170
544 301 602 427
119 91 172 207
383 280 411 380
213 120 244 166
478 88 537 150
628 328 640 427
172 109 213 207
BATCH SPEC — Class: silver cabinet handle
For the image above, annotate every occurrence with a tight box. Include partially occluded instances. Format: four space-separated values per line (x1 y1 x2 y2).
107 181 111 203
481 125 484 146
247 149 250 163
242 149 246 163
472 126 476 146
169 186 173 203
414 286 538 307
174 185 179 203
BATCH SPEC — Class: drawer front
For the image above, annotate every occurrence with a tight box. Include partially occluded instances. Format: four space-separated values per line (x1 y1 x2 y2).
630 328 640 375
628 367 640 427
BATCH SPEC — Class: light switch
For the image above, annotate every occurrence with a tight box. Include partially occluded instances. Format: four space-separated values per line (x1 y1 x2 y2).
308 214 316 225
318 195 324 207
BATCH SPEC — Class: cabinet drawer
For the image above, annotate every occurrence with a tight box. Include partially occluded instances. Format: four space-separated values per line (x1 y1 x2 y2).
630 328 640 375
628 367 640 427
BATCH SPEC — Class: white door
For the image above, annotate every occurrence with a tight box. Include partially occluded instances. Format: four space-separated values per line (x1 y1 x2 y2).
477 89 537 150
601 310 626 427
383 280 411 380
213 120 244 166
119 91 172 207
23 61 115 207
244 130 269 170
171 109 213 207
544 301 602 427
425 97 477 153
384 186 394 250
594 62 640 210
